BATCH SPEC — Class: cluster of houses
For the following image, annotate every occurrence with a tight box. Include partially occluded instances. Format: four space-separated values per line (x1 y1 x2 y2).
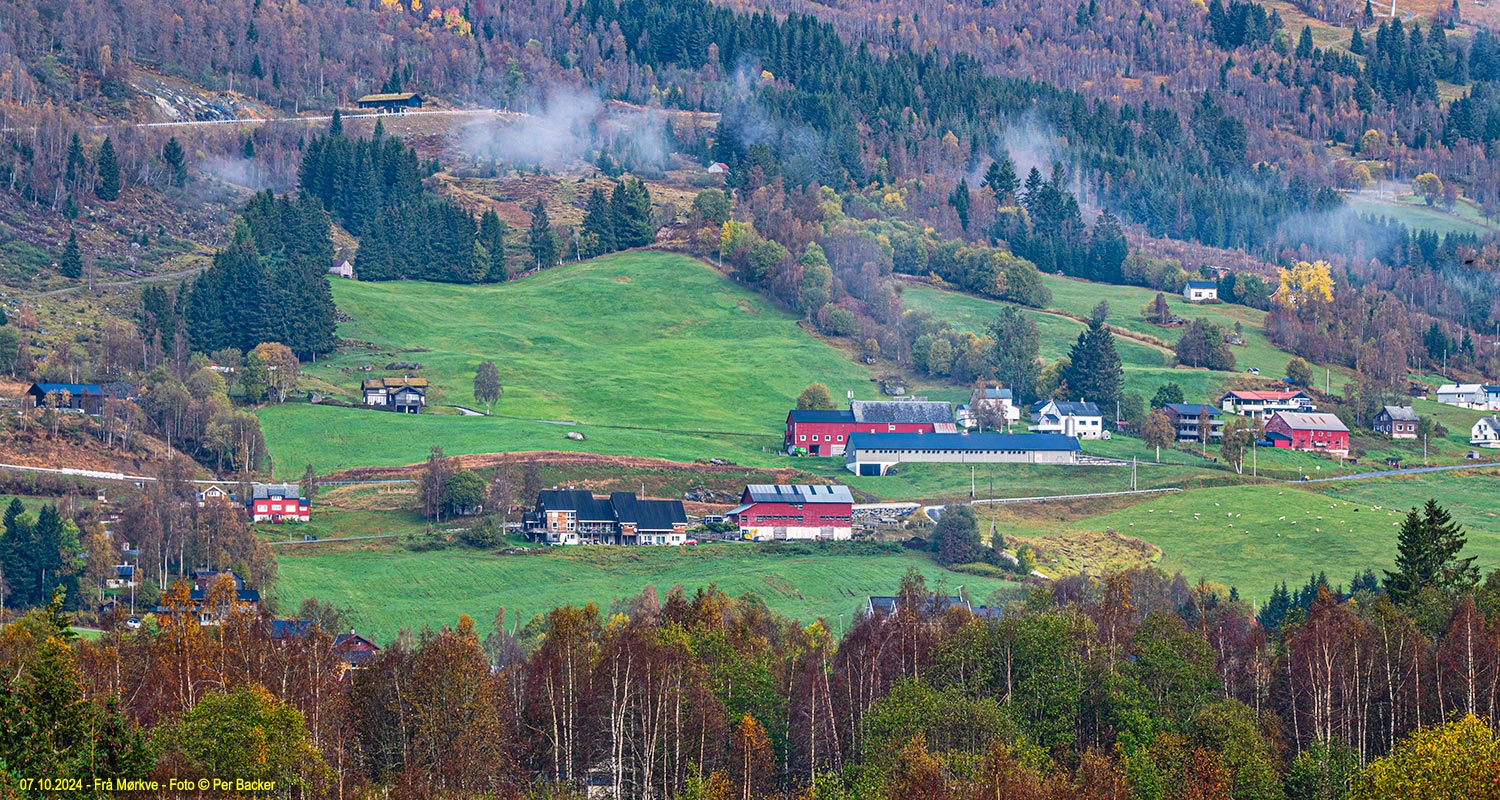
197 482 312 523
783 391 1090 477
779 383 1450 464
525 483 861 545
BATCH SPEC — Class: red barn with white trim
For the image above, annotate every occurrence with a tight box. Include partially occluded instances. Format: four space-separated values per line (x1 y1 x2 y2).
1265 411 1350 456
785 400 955 456
726 484 854 540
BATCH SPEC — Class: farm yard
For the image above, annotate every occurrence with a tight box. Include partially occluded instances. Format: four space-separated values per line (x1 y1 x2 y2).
272 539 1022 643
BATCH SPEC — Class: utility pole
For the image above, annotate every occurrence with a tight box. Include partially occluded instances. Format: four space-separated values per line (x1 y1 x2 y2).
970 466 975 499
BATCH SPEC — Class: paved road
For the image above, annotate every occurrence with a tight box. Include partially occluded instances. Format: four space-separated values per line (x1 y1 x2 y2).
1292 461 1500 484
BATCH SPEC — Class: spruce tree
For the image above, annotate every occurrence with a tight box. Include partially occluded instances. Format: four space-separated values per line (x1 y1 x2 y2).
982 156 1019 203
527 199 557 270
329 108 343 137
582 188 616 256
949 179 971 231
478 209 508 281
59 233 82 280
1426 498 1479 591
65 133 85 186
96 137 120 201
1385 507 1433 605
1063 303 1123 409
1350 26 1365 55
610 177 654 249
163 137 186 186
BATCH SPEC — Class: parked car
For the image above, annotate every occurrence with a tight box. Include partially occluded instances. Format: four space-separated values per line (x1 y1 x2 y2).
1246 367 1260 374
125 617 142 629
684 538 698 546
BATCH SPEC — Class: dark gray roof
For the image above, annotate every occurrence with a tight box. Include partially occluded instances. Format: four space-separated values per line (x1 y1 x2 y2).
850 400 953 424
535 490 616 521
846 432 1081 453
611 492 687 531
743 484 855 504
1270 411 1349 432
1164 403 1222 417
866 595 970 617
251 483 301 500
1380 406 1419 421
1186 280 1217 289
1047 401 1102 417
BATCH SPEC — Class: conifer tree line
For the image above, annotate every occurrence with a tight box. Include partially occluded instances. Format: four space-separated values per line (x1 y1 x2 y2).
10 496 1500 798
180 191 338 359
0 499 80 609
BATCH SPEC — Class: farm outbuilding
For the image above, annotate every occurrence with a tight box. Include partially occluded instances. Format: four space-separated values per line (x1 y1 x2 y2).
725 484 854 541
784 399 955 456
844 432 1080 475
354 92 423 112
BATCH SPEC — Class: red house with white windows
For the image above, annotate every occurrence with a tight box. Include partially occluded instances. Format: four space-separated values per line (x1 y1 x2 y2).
785 400 955 456
248 483 310 522
1265 411 1350 456
726 484 854 540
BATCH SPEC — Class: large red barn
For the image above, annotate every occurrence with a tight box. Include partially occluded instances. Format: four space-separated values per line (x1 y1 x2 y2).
726 484 855 540
1265 411 1350 456
785 400 955 456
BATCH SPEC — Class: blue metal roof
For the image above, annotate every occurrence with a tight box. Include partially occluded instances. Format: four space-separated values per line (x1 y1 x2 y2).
787 409 856 422
1186 280 1217 289
845 432 1081 452
31 382 102 395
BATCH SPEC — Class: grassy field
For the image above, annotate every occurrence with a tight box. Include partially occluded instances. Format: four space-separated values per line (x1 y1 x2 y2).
1019 469 1500 601
1345 192 1499 238
273 540 1021 643
902 275 1334 404
262 252 880 474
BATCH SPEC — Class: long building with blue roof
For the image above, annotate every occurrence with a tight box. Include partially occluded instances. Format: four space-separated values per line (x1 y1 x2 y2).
844 432 1080 475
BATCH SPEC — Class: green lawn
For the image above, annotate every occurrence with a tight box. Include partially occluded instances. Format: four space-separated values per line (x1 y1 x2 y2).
273 540 1021 643
262 252 880 474
1345 192 1499 238
1031 469 1500 602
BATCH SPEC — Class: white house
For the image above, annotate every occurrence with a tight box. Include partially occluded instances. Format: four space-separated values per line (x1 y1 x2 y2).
1029 400 1105 439
1472 417 1500 448
1183 280 1218 302
1437 383 1489 408
328 259 355 279
707 162 730 174
957 385 1021 429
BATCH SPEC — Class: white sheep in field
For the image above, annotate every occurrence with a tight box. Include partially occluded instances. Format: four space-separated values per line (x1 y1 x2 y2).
1279 516 1286 521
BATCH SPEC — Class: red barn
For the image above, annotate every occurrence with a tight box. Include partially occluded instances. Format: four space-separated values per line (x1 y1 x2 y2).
785 400 955 456
726 484 855 540
248 483 310 522
1265 411 1350 456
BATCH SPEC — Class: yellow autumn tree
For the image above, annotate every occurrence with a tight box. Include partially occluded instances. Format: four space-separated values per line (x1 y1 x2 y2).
1348 714 1500 800
1275 260 1334 308
1413 172 1444 206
